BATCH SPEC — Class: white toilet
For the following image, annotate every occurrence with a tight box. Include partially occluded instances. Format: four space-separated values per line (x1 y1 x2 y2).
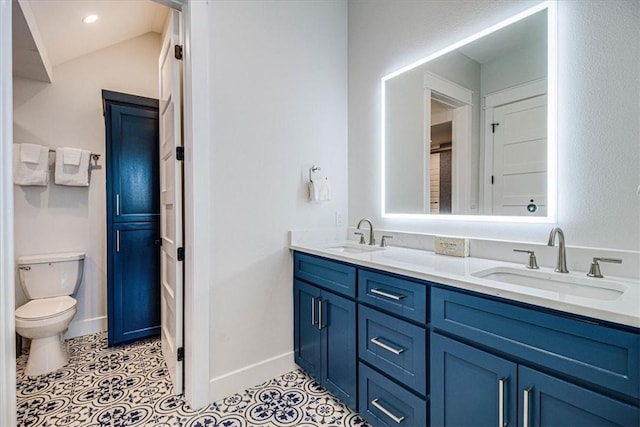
15 252 85 376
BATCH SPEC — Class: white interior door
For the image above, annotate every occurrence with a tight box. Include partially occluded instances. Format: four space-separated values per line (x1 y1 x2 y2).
159 9 184 394
492 95 547 216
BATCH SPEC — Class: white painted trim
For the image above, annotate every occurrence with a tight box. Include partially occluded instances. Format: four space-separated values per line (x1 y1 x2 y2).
209 352 296 402
424 71 473 106
65 316 107 340
181 0 212 410
422 89 432 213
153 0 212 409
0 1 16 426
423 73 473 215
452 105 472 214
484 78 546 108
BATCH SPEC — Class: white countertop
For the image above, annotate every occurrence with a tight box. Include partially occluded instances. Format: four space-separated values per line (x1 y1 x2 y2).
290 241 640 329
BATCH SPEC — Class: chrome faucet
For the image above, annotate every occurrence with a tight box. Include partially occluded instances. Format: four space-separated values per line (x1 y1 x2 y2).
547 227 568 273
356 218 375 246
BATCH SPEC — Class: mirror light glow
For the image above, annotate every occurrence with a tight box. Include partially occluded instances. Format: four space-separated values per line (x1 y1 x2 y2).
381 1 557 223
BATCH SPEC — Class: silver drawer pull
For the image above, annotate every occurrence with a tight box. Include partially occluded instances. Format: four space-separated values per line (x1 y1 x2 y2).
523 387 532 427
370 288 405 300
371 337 405 355
311 297 317 325
499 377 507 427
371 398 405 424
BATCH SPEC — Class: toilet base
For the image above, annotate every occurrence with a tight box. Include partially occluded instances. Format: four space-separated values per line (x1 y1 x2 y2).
24 333 69 376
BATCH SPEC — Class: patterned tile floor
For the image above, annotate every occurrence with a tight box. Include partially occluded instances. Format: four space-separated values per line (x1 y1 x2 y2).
17 332 370 426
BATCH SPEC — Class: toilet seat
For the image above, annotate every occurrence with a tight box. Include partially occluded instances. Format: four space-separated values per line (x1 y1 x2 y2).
15 296 76 321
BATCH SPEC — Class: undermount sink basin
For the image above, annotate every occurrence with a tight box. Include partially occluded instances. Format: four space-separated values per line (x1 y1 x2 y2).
472 267 627 300
324 242 386 254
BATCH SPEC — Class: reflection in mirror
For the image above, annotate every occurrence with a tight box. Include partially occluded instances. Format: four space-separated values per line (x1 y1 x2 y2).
382 3 555 219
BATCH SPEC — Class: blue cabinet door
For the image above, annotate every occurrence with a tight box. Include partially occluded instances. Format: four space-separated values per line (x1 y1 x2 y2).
105 91 160 347
519 366 640 427
293 275 356 410
431 332 517 427
294 280 322 379
321 289 357 410
109 222 160 346
108 103 160 224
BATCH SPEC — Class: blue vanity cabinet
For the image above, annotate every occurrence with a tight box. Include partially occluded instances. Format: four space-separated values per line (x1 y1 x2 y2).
432 332 639 427
293 280 322 379
431 287 640 427
293 252 357 410
431 332 517 427
357 268 429 427
519 366 639 427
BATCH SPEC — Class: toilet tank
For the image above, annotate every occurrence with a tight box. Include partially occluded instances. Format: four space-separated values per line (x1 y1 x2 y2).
17 252 85 299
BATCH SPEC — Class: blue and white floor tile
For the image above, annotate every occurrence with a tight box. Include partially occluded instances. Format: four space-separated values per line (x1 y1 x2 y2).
16 332 370 426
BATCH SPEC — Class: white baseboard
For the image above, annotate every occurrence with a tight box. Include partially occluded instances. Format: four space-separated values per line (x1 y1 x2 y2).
209 351 295 403
65 316 107 339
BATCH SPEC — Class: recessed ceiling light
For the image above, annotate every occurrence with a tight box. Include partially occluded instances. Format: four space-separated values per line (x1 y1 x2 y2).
82 14 99 24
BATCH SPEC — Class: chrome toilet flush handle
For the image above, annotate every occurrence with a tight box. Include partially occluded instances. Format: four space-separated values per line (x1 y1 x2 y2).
19 265 31 271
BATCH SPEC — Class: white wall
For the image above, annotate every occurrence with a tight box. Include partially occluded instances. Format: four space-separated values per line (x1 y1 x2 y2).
207 1 348 400
13 33 161 336
348 0 640 251
385 66 425 213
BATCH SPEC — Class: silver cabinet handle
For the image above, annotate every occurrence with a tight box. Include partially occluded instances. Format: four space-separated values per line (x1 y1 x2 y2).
499 377 507 427
370 337 405 355
116 194 120 216
371 398 405 424
311 297 317 325
370 288 405 300
318 299 326 329
116 230 120 252
523 387 532 427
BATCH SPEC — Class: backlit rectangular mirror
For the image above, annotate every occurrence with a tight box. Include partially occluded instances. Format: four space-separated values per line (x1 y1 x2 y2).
382 2 556 221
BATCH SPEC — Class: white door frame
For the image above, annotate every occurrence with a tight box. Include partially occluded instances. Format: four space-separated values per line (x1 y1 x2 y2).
424 71 473 214
0 0 212 418
1 1 17 425
481 79 546 214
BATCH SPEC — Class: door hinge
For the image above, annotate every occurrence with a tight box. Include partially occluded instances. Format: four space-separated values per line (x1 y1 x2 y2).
176 146 184 161
177 347 184 362
491 175 494 184
177 247 185 261
491 122 500 133
174 45 183 60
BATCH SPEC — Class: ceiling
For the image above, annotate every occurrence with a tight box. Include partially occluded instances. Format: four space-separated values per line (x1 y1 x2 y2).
13 0 169 82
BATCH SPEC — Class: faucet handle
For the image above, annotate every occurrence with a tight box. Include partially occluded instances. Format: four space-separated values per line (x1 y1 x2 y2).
587 257 622 278
380 235 393 248
354 231 366 245
513 249 539 269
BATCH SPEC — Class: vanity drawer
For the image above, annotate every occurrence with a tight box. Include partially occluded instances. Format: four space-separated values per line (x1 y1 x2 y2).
431 287 640 398
358 269 427 323
359 362 427 427
359 305 427 395
294 252 356 297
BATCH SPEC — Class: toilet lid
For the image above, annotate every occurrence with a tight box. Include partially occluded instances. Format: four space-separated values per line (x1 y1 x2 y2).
15 296 76 320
